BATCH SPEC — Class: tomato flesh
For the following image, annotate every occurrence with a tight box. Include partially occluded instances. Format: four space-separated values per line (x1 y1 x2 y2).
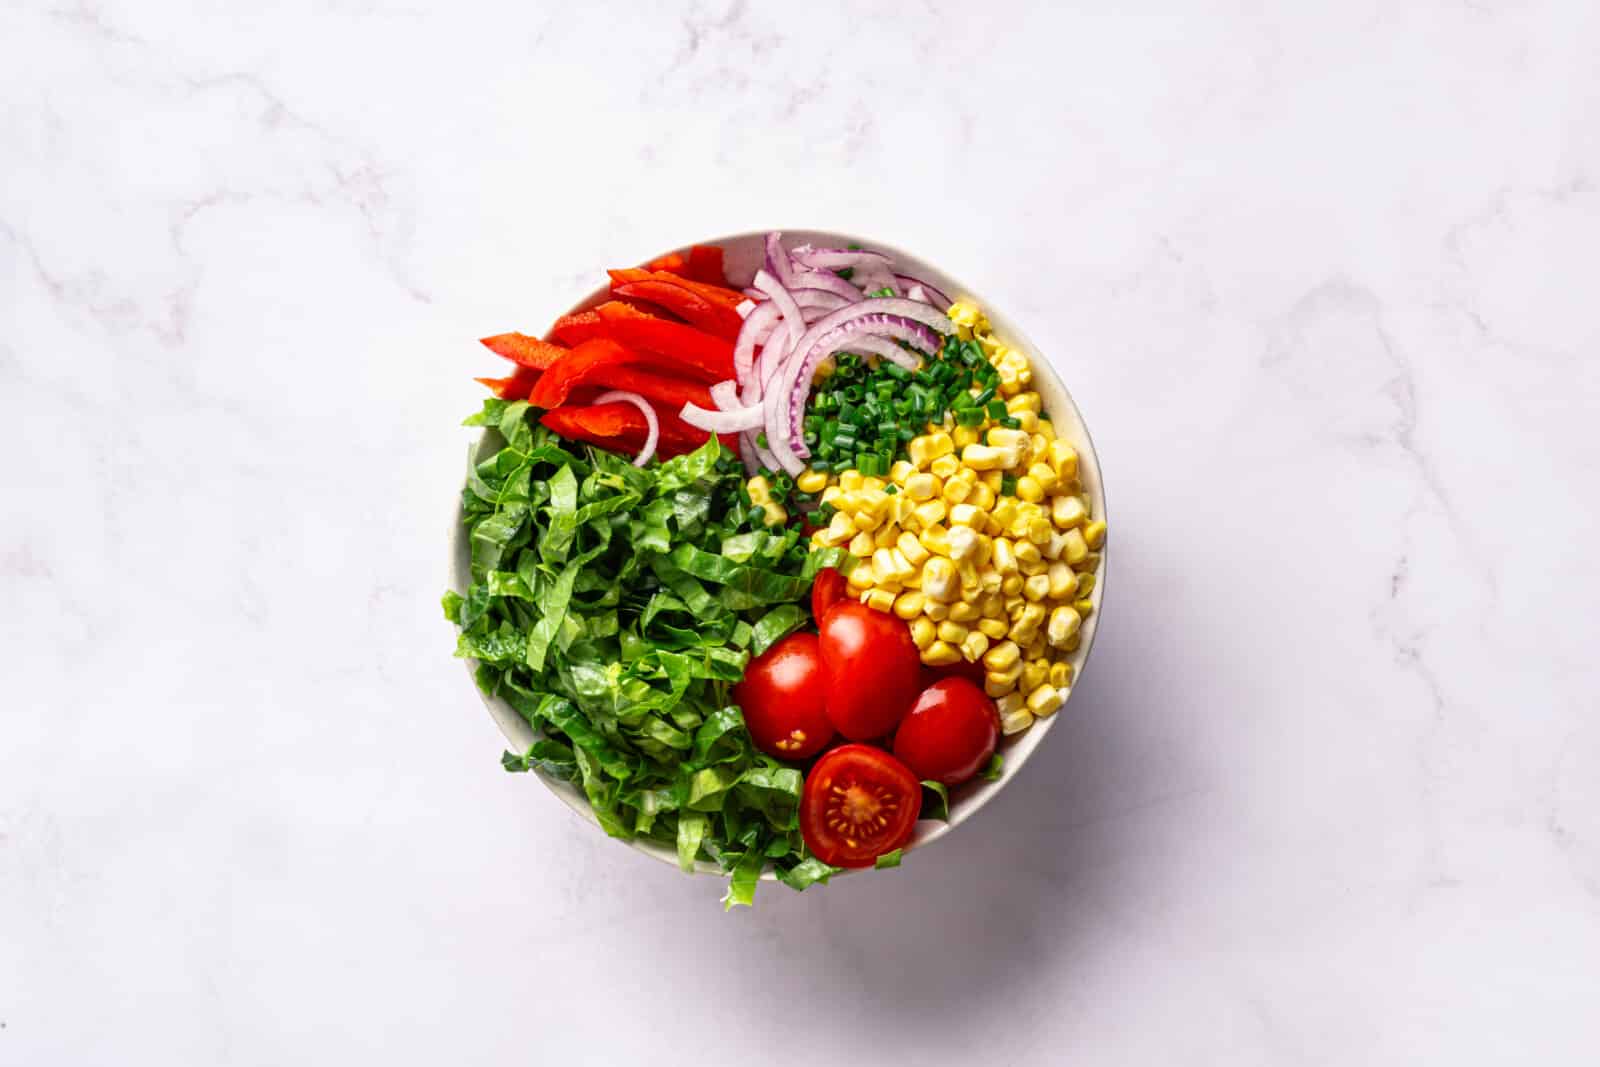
733 632 834 760
892 677 1000 786
816 601 922 740
811 568 847 622
800 744 921 867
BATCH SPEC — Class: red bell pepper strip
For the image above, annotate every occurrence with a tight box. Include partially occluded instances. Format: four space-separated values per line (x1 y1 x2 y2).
593 303 735 383
541 403 736 459
476 365 541 400
608 268 745 309
480 332 567 371
686 245 726 287
646 250 688 275
549 300 669 345
529 338 714 409
613 280 743 342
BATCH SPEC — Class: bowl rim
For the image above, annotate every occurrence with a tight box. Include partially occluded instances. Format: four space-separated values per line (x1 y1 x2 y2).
447 229 1108 880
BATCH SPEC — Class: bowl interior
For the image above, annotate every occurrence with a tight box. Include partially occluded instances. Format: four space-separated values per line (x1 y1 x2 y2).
449 230 1107 877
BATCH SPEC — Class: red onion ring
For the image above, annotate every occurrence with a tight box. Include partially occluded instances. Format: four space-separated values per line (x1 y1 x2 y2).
764 232 796 287
733 300 781 389
894 273 952 309
594 390 658 467
754 269 805 352
680 400 765 433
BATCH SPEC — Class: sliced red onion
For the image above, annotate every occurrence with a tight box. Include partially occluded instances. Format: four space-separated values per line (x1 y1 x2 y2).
680 400 765 433
743 288 766 300
764 232 795 287
733 300 781 389
753 269 805 352
792 247 893 273
755 325 792 394
831 333 920 371
894 273 952 309
789 268 864 303
762 382 806 475
792 289 852 314
709 379 740 409
594 390 658 467
735 299 756 318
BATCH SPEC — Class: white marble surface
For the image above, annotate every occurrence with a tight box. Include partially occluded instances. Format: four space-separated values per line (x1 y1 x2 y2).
4 1 1599 1063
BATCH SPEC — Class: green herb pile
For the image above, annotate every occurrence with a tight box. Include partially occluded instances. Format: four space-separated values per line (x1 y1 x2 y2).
444 399 852 907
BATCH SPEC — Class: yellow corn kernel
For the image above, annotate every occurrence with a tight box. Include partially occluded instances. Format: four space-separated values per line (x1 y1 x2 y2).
912 499 948 529
1014 475 1044 504
1004 595 1026 615
948 300 982 328
904 472 939 502
1074 599 1094 619
1026 515 1053 545
936 620 969 645
1051 494 1086 529
950 503 983 529
847 530 875 557
902 568 922 590
1000 574 1024 596
1075 573 1096 598
986 655 1024 686
948 600 981 623
852 508 883 534
952 425 981 449
1059 527 1088 565
893 592 926 620
978 469 1003 492
836 469 863 492
961 444 1014 471
970 483 997 510
986 426 1031 455
888 460 916 484
1047 561 1075 599
991 538 1018 576
1006 391 1041 415
920 524 951 557
941 477 972 505
1048 440 1078 481
959 631 990 663
1023 573 1051 601
1082 519 1106 550
976 617 1009 640
821 485 845 507
996 690 1024 714
862 588 896 613
922 598 950 621
861 476 885 494
762 503 788 526
1063 631 1081 653
1014 540 1042 567
908 617 937 649
745 475 771 505
896 531 930 566
977 570 1002 595
1000 706 1034 734
983 640 1021 673
796 470 828 494
822 511 856 545
921 640 961 666
1021 658 1049 692
1029 432 1050 457
870 548 898 584
1014 411 1039 432
973 534 995 568
922 557 959 602
990 494 1018 526
1047 604 1080 647
959 563 981 597
1020 557 1047 578
1010 602 1047 643
948 525 981 562
1026 633 1049 660
873 524 900 550
1080 552 1100 573
846 561 875 590
1026 683 1063 717
1049 661 1073 688
930 453 961 479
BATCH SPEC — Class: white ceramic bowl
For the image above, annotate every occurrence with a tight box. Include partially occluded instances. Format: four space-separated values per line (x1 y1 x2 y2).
449 230 1108 878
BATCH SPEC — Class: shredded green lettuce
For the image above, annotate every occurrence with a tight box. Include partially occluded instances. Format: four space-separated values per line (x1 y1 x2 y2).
450 400 849 904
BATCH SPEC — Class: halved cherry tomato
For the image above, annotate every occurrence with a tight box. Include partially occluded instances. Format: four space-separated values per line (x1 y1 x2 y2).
800 744 921 868
892 678 1000 787
811 568 847 622
817 601 922 740
732 632 833 760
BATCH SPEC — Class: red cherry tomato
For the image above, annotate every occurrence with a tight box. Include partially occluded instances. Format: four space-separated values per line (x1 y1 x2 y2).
811 567 847 621
732 632 834 760
800 744 922 867
922 657 986 690
816 601 923 740
892 678 1000 786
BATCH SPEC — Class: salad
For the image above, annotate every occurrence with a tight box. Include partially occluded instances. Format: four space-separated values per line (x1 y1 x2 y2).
447 234 1104 906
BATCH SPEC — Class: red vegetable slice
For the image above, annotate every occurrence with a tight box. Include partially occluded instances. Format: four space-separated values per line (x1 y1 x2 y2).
475 365 541 400
529 338 709 410
646 250 688 275
594 304 735 383
614 280 743 341
480 332 567 371
550 300 670 345
686 245 727 287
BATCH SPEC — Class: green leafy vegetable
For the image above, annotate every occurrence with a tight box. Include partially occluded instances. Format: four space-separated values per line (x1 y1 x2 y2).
874 848 904 869
980 753 1004 782
920 780 950 822
448 407 839 904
